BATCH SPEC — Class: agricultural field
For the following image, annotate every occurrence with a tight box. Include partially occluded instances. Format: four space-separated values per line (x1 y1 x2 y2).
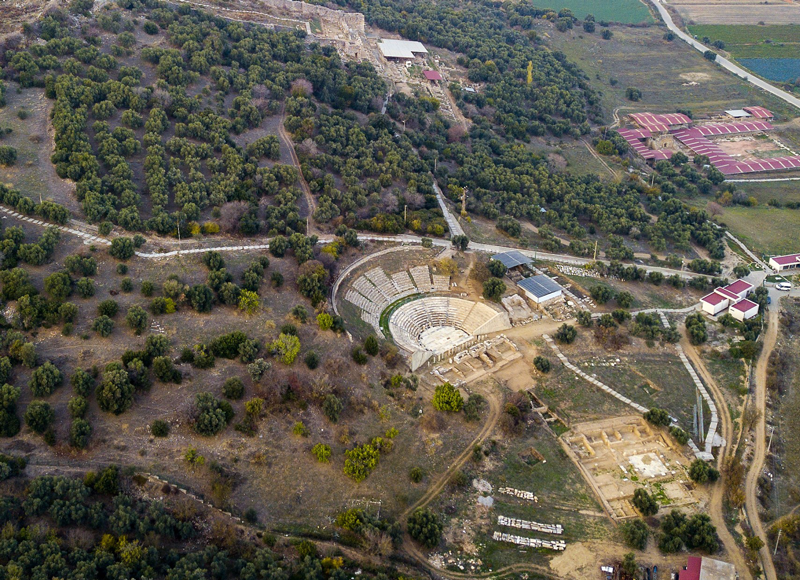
539 22 797 124
687 24 800 59
715 205 800 257
738 58 800 83
668 0 800 25
726 180 800 206
535 0 654 23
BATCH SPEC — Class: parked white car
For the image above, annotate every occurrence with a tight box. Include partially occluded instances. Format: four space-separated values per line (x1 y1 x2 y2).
776 282 792 291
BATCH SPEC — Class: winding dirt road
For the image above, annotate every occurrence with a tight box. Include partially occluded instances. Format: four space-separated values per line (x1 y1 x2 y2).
744 308 779 580
401 386 502 520
682 338 751 578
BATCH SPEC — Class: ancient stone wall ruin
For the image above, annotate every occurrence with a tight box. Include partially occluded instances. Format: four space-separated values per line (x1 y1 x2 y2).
258 0 365 32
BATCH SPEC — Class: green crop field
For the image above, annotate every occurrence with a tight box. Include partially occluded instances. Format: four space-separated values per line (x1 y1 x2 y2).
717 205 800 256
542 25 797 122
536 0 653 24
730 181 800 206
687 24 800 58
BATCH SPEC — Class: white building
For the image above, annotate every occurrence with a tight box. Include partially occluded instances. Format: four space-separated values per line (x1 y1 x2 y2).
768 253 800 272
700 291 728 315
721 279 753 300
517 275 562 304
729 299 759 321
699 279 757 319
377 39 428 60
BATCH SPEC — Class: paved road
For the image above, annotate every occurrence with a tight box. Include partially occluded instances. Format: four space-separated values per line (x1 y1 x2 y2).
648 0 800 111
433 181 465 237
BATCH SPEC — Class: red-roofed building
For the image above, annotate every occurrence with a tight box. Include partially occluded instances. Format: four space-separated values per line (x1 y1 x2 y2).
723 279 753 299
769 253 800 272
714 287 740 301
679 556 736 580
699 279 758 317
680 556 702 580
629 112 692 131
700 291 729 315
730 299 759 321
743 106 774 119
423 70 442 82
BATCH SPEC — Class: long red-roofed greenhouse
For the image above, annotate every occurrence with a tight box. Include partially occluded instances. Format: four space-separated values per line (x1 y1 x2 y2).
620 108 800 176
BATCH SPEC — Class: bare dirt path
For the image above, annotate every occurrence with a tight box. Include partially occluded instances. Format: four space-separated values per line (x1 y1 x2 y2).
744 307 779 580
683 338 752 579
396 381 565 580
581 138 619 179
400 383 502 520
277 103 317 228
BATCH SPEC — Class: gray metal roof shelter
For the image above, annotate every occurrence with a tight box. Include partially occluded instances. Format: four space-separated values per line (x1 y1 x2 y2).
492 250 533 269
517 275 563 303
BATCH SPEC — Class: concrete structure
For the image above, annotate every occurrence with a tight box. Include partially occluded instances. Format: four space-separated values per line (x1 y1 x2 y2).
679 556 736 580
730 298 759 321
518 275 563 303
769 252 800 271
377 39 428 60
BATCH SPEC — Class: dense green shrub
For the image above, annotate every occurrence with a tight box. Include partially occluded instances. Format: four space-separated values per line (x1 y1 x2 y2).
407 508 442 548
432 382 463 412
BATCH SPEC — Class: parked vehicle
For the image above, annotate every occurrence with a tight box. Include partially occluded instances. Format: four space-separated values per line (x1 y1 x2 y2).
776 282 792 291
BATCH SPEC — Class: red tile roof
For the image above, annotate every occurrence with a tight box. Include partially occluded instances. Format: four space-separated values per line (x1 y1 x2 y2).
731 298 758 312
772 253 800 266
694 121 773 135
616 129 670 160
743 106 774 118
423 70 442 81
679 556 702 580
715 287 740 301
673 128 800 175
724 279 753 296
629 112 691 129
701 292 727 306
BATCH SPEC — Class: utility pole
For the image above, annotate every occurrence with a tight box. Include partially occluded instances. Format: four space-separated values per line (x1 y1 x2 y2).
593 240 598 262
460 187 468 218
404 204 407 223
774 529 782 556
767 425 775 453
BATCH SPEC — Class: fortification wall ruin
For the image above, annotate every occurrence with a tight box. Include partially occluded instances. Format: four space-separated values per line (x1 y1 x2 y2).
258 0 365 32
